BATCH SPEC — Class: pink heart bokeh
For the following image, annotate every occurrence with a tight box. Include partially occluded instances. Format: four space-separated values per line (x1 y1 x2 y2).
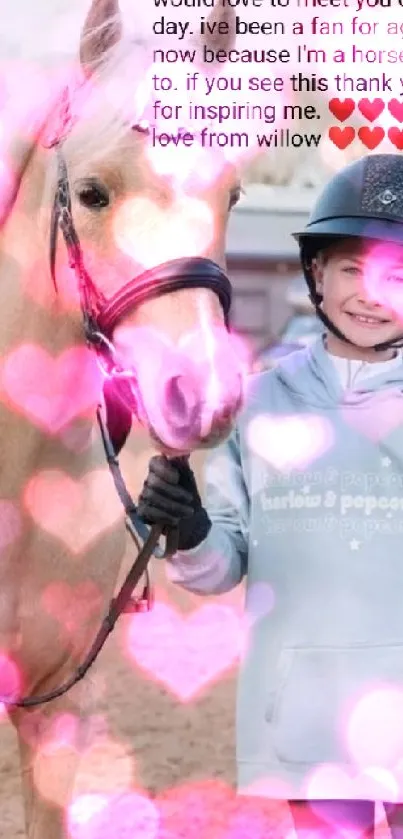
41 581 103 641
0 501 21 552
18 253 80 312
66 779 289 839
305 763 400 817
1 345 102 434
67 791 159 839
23 469 122 554
34 713 136 808
341 391 403 442
0 652 21 709
68 780 282 839
157 779 285 839
124 601 243 702
246 414 334 471
113 194 214 271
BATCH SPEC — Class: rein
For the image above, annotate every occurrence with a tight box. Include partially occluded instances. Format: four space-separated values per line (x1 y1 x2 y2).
8 88 232 708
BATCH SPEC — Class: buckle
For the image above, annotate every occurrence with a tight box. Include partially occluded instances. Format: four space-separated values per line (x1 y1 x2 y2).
90 331 138 382
122 574 153 614
122 596 151 613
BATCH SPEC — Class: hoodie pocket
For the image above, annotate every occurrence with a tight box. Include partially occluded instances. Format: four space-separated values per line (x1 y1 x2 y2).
266 644 403 766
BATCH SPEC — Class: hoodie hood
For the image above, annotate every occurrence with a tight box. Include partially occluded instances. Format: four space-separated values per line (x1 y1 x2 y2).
274 336 403 409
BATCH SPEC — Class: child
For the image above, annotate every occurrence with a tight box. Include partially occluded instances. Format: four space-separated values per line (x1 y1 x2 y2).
138 153 403 838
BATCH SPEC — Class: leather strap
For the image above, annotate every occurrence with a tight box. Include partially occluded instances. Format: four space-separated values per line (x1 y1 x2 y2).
97 257 232 336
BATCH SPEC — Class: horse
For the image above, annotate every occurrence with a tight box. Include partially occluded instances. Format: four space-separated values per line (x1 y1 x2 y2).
0 0 248 834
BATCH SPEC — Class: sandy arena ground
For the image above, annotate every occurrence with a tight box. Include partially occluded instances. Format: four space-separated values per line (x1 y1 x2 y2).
0 432 391 838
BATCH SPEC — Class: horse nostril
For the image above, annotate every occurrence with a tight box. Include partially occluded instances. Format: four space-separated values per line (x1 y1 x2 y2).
212 406 234 430
163 375 199 431
164 376 185 419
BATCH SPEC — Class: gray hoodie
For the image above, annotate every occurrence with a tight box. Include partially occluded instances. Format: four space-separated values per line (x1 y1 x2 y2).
166 337 403 802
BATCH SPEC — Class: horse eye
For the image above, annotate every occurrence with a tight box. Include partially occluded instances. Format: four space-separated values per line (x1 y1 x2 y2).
76 181 110 209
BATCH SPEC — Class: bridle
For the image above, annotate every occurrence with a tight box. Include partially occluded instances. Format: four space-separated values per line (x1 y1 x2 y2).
9 87 233 708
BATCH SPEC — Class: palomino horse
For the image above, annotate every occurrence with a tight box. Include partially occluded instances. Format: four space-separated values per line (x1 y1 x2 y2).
0 0 246 835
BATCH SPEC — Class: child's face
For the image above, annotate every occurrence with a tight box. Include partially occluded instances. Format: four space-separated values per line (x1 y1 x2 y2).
311 238 403 358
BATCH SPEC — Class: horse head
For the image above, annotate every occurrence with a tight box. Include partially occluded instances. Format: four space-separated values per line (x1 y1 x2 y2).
38 0 248 457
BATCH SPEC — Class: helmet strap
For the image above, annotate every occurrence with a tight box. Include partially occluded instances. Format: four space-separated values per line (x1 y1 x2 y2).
309 294 403 353
303 247 403 354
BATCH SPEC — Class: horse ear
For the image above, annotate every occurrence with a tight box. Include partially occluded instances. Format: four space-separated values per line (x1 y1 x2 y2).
79 0 123 76
199 3 236 55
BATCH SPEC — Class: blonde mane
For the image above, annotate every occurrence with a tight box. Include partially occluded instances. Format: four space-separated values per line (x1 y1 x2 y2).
44 27 153 168
0 7 155 171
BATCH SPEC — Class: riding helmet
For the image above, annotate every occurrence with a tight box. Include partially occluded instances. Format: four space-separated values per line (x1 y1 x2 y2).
292 153 403 351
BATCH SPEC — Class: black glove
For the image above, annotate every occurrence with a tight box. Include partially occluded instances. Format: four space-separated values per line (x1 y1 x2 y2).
137 455 211 550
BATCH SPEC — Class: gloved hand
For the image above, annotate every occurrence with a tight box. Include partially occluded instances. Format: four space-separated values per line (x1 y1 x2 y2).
137 455 211 550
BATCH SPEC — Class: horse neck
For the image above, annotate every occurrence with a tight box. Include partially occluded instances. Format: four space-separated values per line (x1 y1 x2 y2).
0 136 101 496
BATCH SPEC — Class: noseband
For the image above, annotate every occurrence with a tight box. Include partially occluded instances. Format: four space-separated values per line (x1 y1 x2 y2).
50 149 232 344
10 88 233 708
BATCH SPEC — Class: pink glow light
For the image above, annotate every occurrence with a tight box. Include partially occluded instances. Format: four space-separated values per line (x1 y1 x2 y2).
1 345 102 434
67 791 159 839
246 414 334 472
113 194 214 271
359 244 403 322
0 652 21 708
23 469 122 554
0 501 21 552
41 581 103 637
112 323 248 450
305 762 399 806
346 686 403 771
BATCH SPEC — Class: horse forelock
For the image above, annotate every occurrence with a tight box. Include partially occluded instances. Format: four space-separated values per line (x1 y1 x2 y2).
61 35 153 170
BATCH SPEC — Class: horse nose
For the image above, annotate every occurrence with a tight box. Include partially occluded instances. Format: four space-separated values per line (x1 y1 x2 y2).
162 375 201 438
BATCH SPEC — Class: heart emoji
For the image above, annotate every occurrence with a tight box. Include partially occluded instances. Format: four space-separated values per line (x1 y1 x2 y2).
328 126 355 149
23 469 123 554
388 99 403 123
1 345 102 434
328 98 355 122
358 98 385 122
358 126 384 149
125 601 243 702
388 127 403 150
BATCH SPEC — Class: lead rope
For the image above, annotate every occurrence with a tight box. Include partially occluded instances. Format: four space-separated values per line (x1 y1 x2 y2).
10 405 179 707
12 527 162 707
95 399 179 565
12 118 183 706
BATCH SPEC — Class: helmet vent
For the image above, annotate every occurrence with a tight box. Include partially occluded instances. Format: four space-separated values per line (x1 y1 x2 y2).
361 155 403 217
